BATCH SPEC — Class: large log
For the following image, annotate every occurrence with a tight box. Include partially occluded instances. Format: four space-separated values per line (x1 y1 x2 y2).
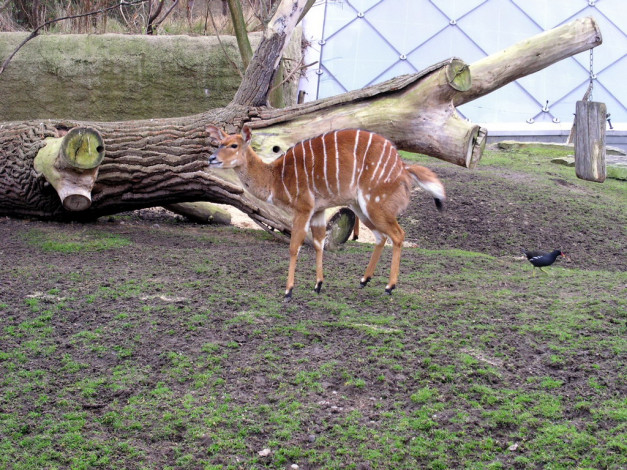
0 16 602 236
0 114 294 235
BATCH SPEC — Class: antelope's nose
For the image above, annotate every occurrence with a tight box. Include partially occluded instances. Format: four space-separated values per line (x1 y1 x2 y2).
208 154 217 165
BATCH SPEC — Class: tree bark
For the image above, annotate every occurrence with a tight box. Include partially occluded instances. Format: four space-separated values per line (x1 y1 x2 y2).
165 201 232 225
0 112 293 234
0 15 602 236
232 0 309 106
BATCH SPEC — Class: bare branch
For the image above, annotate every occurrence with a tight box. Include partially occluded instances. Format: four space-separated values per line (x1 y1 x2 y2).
150 0 180 34
268 58 317 94
207 4 244 78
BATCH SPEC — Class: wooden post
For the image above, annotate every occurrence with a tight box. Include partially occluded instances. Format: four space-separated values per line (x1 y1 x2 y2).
574 101 606 182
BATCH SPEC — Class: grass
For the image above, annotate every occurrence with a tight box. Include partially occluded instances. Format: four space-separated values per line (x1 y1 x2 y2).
22 228 131 253
0 146 625 469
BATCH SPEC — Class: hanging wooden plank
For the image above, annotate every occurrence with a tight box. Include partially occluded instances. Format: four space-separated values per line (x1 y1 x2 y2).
574 101 607 182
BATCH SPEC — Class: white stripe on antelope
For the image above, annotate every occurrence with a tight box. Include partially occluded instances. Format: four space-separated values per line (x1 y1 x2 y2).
207 125 446 300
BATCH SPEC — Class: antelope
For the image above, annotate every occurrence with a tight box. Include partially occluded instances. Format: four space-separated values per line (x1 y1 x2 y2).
207 125 445 300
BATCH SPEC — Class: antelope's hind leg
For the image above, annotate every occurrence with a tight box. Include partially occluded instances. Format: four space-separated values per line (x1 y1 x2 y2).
310 211 326 294
367 207 405 295
381 218 405 294
361 229 388 288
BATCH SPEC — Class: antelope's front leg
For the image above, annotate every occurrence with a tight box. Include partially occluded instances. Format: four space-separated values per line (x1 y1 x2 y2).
284 211 313 301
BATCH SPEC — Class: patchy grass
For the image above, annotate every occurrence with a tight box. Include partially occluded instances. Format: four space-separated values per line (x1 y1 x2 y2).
22 227 131 253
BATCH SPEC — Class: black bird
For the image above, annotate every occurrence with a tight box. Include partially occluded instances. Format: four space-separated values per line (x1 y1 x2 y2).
522 249 565 275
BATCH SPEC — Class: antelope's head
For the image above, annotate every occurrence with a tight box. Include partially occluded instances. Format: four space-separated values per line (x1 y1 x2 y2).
207 125 252 169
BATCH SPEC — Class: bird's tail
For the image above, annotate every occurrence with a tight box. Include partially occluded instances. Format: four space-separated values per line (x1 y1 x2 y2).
406 164 446 210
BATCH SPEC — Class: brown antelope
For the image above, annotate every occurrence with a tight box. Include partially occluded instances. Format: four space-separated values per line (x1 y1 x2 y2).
207 125 445 300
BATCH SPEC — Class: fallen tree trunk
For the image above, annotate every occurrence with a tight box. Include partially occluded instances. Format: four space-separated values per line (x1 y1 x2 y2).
164 202 232 225
0 112 295 235
0 16 602 237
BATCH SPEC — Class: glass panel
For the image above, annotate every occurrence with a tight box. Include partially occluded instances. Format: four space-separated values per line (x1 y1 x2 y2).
459 85 541 123
323 1 358 39
517 59 589 108
322 19 398 91
346 0 383 12
317 72 349 98
511 0 586 30
458 0 542 55
368 0 446 54
593 55 627 113
431 0 488 22
597 0 627 33
407 26 485 70
303 0 627 122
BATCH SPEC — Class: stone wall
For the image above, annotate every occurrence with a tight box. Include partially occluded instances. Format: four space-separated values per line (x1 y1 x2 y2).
0 31 300 122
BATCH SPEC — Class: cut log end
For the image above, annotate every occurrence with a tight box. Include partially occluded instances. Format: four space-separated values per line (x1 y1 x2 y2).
34 126 104 212
446 59 471 92
325 208 356 251
62 194 92 212
62 127 105 170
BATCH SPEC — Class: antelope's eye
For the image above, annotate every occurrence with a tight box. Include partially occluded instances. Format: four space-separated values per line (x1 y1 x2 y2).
230 144 239 149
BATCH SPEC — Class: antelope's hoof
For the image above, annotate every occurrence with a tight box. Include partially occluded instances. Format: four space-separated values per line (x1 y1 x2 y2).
284 288 293 302
314 281 323 294
359 277 371 289
384 285 396 295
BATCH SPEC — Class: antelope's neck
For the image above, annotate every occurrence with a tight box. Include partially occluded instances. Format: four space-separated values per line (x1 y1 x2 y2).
235 148 274 201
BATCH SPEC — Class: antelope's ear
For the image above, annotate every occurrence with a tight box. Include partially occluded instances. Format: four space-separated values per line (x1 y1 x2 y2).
241 125 252 145
206 125 225 142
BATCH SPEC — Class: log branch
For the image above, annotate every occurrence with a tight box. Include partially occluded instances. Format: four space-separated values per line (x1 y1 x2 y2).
454 16 602 107
232 0 309 106
248 58 485 167
33 127 105 211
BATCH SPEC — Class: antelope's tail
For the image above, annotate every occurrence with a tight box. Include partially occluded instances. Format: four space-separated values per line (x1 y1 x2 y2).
406 164 446 211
